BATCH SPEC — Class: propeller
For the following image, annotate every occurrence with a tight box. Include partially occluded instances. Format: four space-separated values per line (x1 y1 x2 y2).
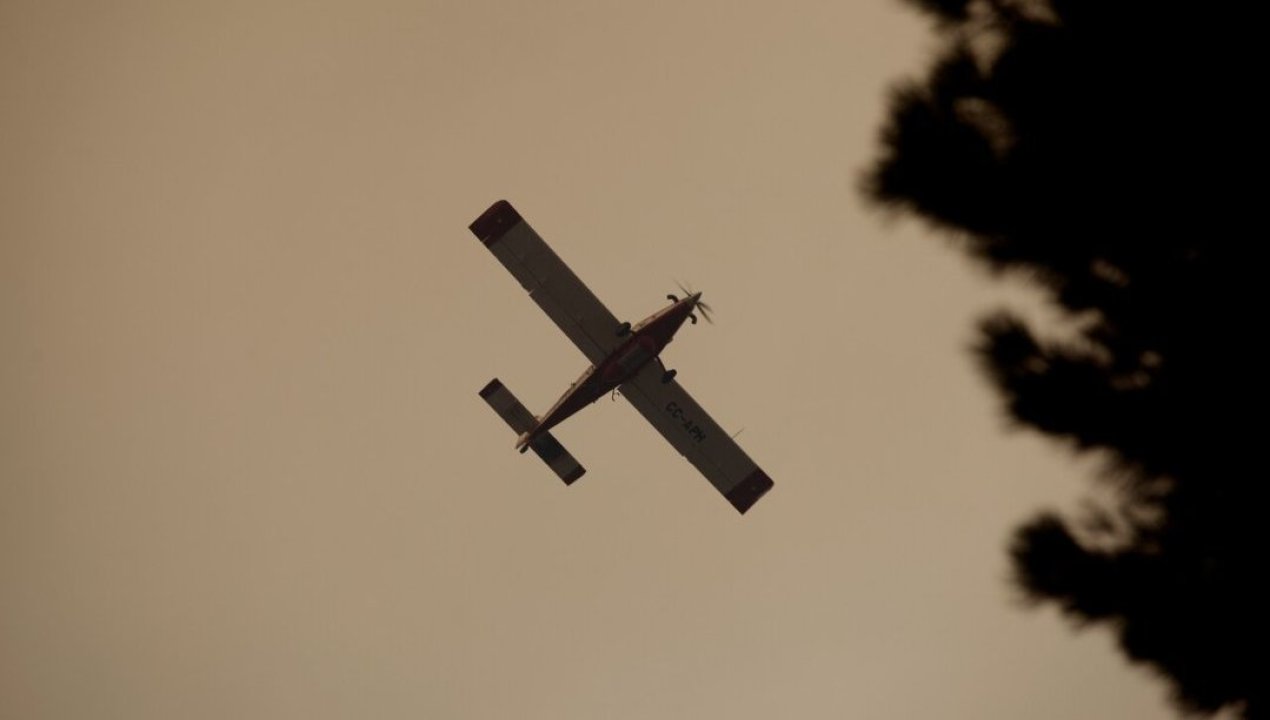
696 301 714 324
673 280 714 324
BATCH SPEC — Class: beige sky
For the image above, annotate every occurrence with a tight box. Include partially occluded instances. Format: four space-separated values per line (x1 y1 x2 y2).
2 2 1178 718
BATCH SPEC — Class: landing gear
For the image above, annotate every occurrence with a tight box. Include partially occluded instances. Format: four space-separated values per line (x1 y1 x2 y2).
667 294 679 303
688 313 698 325
616 321 631 337
661 368 677 384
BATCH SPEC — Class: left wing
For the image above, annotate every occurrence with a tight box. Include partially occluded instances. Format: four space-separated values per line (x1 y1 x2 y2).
469 200 621 364
620 362 774 514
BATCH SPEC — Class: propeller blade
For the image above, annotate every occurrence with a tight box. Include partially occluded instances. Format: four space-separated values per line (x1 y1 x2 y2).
672 281 713 323
696 300 714 324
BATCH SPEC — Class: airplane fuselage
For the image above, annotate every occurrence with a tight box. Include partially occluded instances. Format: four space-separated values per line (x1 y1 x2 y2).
517 293 702 450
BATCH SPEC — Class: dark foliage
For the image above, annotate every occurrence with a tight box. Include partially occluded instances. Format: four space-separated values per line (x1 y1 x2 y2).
866 1 1262 716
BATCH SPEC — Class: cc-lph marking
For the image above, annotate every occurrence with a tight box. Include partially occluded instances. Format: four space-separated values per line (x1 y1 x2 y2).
665 401 706 443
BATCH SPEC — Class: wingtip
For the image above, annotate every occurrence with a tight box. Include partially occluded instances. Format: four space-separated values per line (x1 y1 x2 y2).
563 465 586 485
726 469 774 514
479 378 504 399
469 200 522 246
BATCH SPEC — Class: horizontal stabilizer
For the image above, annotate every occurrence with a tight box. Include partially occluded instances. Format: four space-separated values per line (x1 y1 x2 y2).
479 378 585 485
479 378 536 434
527 432 585 485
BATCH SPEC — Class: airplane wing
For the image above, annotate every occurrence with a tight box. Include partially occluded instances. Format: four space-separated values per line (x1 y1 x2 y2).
620 362 774 514
469 200 621 365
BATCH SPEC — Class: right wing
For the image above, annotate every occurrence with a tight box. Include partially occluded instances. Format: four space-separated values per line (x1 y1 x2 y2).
620 362 773 514
469 200 621 365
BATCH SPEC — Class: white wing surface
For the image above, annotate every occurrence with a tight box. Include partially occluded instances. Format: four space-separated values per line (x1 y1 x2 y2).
620 363 774 513
469 200 621 365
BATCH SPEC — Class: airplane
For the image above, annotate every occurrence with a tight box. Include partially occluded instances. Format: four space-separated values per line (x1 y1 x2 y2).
469 200 774 514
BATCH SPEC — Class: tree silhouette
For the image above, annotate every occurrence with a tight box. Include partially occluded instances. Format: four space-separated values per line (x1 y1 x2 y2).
865 0 1262 716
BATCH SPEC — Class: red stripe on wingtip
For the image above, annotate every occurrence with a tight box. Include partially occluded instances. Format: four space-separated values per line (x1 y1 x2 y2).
563 465 586 485
478 378 503 399
726 469 773 514
468 200 522 246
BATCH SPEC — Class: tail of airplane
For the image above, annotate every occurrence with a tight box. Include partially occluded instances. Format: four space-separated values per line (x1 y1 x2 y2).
479 378 585 485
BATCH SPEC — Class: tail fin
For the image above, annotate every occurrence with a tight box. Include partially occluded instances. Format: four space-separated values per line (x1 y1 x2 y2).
479 378 585 485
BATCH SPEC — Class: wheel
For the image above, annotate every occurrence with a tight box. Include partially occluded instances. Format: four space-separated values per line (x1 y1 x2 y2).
661 369 677 384
616 321 631 337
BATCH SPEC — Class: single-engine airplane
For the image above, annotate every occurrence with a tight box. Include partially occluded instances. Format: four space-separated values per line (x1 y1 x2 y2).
470 200 774 514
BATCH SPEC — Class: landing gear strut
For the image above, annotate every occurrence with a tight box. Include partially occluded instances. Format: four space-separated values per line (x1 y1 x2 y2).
661 368 677 384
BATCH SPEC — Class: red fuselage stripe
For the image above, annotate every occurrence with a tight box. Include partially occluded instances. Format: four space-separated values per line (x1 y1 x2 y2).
523 298 698 443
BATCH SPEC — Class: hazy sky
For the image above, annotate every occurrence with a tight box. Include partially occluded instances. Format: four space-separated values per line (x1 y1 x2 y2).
3 2 1179 718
